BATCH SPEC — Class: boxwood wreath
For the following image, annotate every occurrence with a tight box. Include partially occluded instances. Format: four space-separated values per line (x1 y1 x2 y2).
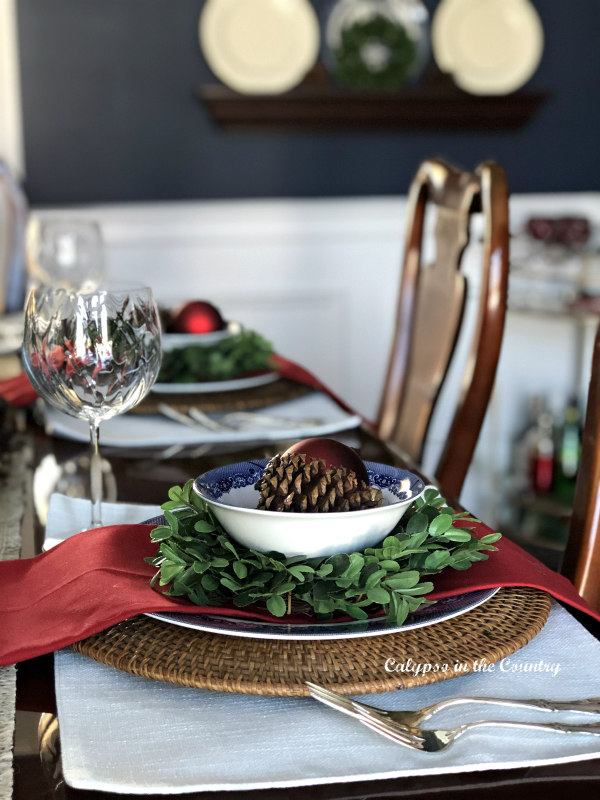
157 329 274 384
332 14 417 89
147 481 501 626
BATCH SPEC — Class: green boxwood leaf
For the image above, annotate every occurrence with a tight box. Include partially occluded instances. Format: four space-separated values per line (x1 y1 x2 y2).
365 569 387 589
424 487 441 504
200 574 220 591
428 514 454 535
160 563 184 583
150 525 173 542
384 571 421 590
220 576 242 592
424 550 452 570
479 533 503 544
406 512 429 534
194 519 217 533
366 587 390 604
441 530 473 542
378 560 401 571
266 595 287 617
233 561 248 579
287 565 310 581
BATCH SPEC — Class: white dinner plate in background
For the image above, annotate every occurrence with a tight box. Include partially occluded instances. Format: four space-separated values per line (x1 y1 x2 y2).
151 370 280 395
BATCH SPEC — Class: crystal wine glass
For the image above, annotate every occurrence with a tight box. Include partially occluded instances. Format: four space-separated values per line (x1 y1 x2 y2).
22 284 162 527
26 218 105 292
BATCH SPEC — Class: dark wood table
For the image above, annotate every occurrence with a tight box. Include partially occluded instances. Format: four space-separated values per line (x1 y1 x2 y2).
10 396 600 800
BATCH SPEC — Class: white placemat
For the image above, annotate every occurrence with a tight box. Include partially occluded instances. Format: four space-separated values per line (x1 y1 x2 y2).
44 494 161 548
51 498 600 794
43 391 362 448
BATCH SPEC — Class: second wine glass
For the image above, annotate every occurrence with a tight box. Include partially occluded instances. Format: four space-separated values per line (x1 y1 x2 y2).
22 284 162 528
26 218 105 292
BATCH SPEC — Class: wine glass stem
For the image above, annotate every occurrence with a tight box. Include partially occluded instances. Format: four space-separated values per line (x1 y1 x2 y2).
89 419 103 527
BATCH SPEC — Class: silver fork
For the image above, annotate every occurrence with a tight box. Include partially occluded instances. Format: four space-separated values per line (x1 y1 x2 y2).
158 403 324 434
305 682 600 727
305 684 600 752
215 411 324 429
358 714 600 752
157 403 225 433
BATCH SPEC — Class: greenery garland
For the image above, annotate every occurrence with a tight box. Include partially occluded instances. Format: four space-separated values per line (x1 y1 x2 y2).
332 14 417 90
147 481 501 626
157 330 274 384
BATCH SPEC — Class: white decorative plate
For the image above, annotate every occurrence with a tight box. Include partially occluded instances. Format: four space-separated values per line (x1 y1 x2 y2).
199 0 320 94
431 0 544 95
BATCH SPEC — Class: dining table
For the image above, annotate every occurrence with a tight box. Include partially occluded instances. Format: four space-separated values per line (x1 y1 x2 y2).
3 361 600 800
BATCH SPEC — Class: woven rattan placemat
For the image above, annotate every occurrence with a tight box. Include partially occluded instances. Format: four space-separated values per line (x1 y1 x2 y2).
72 587 551 696
130 379 312 415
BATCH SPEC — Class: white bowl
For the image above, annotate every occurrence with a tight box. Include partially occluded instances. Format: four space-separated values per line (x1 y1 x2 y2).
193 459 430 558
161 321 241 351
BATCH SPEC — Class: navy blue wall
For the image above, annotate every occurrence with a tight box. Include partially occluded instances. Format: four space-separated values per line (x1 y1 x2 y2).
16 0 600 204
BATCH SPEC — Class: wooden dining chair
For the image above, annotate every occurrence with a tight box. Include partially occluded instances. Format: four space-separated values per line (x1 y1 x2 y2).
376 157 510 500
561 322 600 612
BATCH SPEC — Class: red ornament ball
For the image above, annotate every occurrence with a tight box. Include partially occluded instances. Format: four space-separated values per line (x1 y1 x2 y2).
283 437 369 484
170 301 225 334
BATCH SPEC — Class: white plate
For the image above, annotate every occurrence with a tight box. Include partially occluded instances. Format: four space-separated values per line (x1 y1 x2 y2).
151 370 280 395
199 0 320 94
147 588 499 641
431 0 544 95
44 391 362 448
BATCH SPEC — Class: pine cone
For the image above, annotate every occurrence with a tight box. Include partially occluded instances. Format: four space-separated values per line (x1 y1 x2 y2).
254 452 383 513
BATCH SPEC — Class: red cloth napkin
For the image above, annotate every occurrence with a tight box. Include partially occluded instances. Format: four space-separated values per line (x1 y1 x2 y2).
271 354 362 419
1 519 598 667
0 371 37 407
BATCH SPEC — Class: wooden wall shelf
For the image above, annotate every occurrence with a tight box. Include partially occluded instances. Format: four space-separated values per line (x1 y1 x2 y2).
198 83 548 132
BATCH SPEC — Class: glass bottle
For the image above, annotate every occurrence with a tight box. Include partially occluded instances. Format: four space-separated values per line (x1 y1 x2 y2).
553 396 582 505
530 410 555 494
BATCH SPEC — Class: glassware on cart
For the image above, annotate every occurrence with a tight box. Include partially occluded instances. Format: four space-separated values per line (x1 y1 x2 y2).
26 218 105 293
22 284 162 527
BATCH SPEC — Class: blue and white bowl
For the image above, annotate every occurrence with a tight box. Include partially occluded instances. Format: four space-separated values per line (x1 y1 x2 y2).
193 459 430 558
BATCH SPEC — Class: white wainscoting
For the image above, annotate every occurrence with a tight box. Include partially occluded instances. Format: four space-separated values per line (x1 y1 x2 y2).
33 192 600 524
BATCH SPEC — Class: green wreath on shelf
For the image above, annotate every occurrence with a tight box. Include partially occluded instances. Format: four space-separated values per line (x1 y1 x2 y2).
332 14 417 90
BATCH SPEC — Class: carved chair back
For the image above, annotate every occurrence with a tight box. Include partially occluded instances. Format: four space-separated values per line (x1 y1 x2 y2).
376 158 510 500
